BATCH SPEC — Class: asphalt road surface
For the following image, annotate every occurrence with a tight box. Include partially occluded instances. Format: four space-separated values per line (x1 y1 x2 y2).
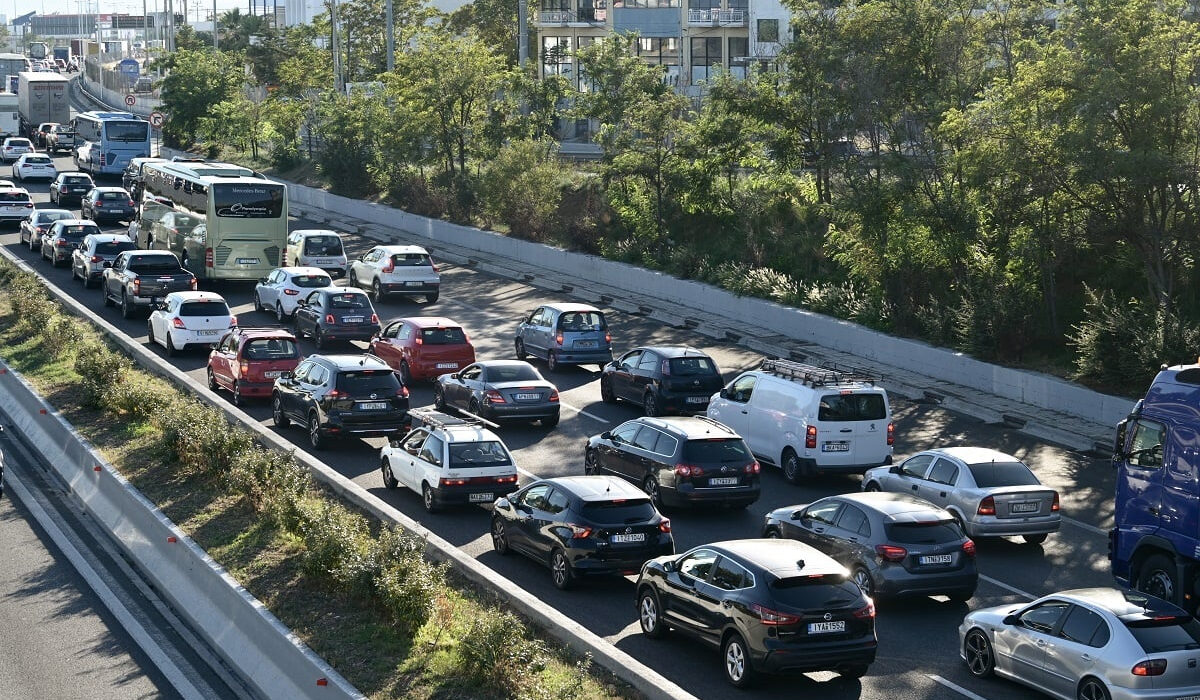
0 147 1096 700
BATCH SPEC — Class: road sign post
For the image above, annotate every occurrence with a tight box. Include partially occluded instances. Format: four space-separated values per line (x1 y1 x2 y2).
124 94 136 107
149 111 164 128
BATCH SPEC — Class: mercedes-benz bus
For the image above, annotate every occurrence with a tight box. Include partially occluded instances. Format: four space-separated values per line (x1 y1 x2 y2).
138 161 287 281
73 111 151 176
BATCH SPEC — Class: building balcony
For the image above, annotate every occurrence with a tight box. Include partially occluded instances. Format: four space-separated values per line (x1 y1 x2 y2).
538 8 607 25
687 8 745 26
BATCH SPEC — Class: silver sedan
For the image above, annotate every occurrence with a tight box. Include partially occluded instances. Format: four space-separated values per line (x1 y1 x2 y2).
960 587 1200 700
862 446 1059 544
433 360 560 428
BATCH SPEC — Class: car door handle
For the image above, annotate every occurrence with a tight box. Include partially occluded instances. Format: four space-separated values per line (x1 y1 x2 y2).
814 527 825 533
840 428 852 433
741 410 748 414
1080 653 1091 662
940 491 947 497
1036 639 1047 647
912 485 919 491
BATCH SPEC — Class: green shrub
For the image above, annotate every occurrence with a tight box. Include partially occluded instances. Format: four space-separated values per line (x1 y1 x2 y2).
374 528 446 631
10 276 56 334
154 401 254 475
226 446 310 530
109 375 177 420
456 609 548 696
73 342 130 407
41 315 84 359
296 498 377 594
1070 288 1200 389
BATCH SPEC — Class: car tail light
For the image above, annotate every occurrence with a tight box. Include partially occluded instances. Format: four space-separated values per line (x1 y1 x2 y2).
128 200 135 207
35 226 45 233
887 422 895 446
414 335 423 345
485 390 506 404
56 239 69 247
673 463 703 477
23 202 32 208
89 255 102 263
171 317 186 329
440 477 467 487
854 601 876 619
396 384 409 397
750 603 802 626
284 288 298 295
875 544 907 562
566 523 592 538
228 317 238 327
806 425 817 449
189 278 198 290
659 518 671 533
325 314 335 324
555 332 563 345
962 539 976 557
281 246 287 262
548 390 559 403
327 389 345 398
431 260 439 272
1131 659 1167 676
205 247 213 268
1051 493 1060 512
977 496 996 516
745 461 760 474
132 279 141 294
493 474 518 484
99 152 106 166
382 259 394 273
238 361 249 376
369 313 378 324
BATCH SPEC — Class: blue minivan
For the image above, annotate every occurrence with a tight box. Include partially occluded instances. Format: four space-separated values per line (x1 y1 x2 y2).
515 302 613 372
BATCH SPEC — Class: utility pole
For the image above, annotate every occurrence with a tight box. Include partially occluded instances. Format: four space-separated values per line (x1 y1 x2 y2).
517 0 527 68
330 0 341 93
212 0 217 50
385 0 393 72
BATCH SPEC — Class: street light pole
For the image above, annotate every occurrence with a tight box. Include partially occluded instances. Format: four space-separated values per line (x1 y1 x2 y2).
330 0 342 93
385 0 393 72
212 0 217 50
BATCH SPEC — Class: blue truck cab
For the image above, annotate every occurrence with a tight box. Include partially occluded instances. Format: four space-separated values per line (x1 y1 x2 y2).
1111 363 1200 614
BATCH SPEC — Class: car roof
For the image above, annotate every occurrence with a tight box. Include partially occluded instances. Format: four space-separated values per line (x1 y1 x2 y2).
927 446 1021 465
232 327 296 340
18 152 50 158
316 354 393 371
89 233 133 242
835 491 951 520
543 475 647 502
634 345 710 359
1054 588 1189 619
277 266 328 277
93 186 128 192
59 171 92 178
635 415 737 439
476 360 535 369
378 244 429 254
402 316 461 328
33 208 71 217
165 291 226 303
0 187 29 194
709 539 846 577
542 302 602 313
54 218 97 227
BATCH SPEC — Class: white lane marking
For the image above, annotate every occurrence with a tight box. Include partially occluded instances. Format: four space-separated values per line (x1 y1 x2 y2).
5 466 209 700
559 399 610 425
980 574 1036 600
928 674 991 700
1062 516 1106 536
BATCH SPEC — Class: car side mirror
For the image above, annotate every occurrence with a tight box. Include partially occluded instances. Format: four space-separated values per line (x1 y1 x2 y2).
155 302 168 310
889 465 903 474
296 300 306 307
1002 614 1019 626
103 261 112 268
791 509 807 520
258 277 267 284
662 559 675 573
719 388 729 399
600 431 611 440
279 370 293 379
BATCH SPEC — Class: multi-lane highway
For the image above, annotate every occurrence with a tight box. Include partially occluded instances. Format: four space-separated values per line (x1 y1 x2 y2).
0 145 1104 699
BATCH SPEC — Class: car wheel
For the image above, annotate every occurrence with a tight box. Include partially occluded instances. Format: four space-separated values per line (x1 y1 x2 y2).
468 398 482 417
121 292 135 319
206 367 218 391
1136 553 1179 603
864 481 881 492
433 385 447 410
851 566 874 597
146 321 155 345
491 517 510 554
381 459 399 489
763 527 781 538
271 394 290 428
541 412 559 429
546 351 559 372
399 361 412 386
643 476 664 509
1077 678 1110 700
963 629 995 678
81 271 94 289
643 391 660 417
372 279 384 303
1024 533 1048 545
426 292 438 304
584 449 599 475
102 286 114 307
839 665 869 680
550 548 574 590
275 302 287 323
514 338 528 361
722 633 756 688
422 483 441 513
638 588 667 638
308 413 326 450
231 382 244 407
349 270 359 288
600 377 616 403
164 332 178 357
782 448 804 483
253 291 264 313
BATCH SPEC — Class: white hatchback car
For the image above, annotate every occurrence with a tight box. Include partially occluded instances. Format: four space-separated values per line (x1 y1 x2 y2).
12 153 56 181
348 244 440 304
285 229 348 278
1 137 33 163
147 291 237 357
252 266 336 322
0 187 33 225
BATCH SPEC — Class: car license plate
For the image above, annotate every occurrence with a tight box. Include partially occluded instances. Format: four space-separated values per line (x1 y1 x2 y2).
575 340 598 348
236 257 260 265
686 396 708 404
436 362 458 369
1011 501 1039 514
611 533 645 543
358 401 388 410
919 554 953 565
405 281 423 287
709 477 739 486
198 330 219 336
808 621 845 634
263 370 282 379
469 492 493 503
342 316 364 323
822 442 849 452
515 393 539 400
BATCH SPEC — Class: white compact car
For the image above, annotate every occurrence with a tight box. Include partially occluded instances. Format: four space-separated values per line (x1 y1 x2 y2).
348 244 440 304
12 153 57 181
1 137 33 163
378 408 520 513
253 266 336 321
285 229 348 279
147 291 237 356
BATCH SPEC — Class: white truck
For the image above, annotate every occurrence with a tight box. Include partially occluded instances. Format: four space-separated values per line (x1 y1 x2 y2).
17 72 69 141
0 93 18 139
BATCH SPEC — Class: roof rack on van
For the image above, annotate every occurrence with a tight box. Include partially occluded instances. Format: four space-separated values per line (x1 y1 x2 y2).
760 358 878 387
408 406 499 431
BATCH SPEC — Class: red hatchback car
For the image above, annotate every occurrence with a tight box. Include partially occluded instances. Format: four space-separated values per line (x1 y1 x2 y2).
207 327 302 406
368 317 476 384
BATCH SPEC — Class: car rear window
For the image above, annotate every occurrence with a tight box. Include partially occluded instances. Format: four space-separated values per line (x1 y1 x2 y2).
336 369 401 395
770 576 861 608
100 192 129 201
243 338 298 360
668 356 718 375
817 393 887 421
557 311 606 331
966 461 1040 487
579 499 656 524
8 139 30 147
392 253 431 266
59 225 99 239
38 211 71 223
302 236 343 255
0 192 30 203
884 520 963 544
1125 617 1200 652
328 293 369 309
127 256 182 273
24 156 51 164
683 438 751 463
95 241 135 255
448 441 512 468
64 176 91 184
420 327 467 345
178 300 230 317
291 274 332 288
484 364 539 383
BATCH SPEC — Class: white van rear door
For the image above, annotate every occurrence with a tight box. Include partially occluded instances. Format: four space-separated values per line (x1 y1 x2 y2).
815 390 891 467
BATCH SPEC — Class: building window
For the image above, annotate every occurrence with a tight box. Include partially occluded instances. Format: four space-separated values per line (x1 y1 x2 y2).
638 37 680 65
688 0 720 8
757 18 779 42
728 37 748 78
623 0 680 6
542 36 573 79
690 36 722 83
541 0 570 9
728 0 748 9
575 36 599 91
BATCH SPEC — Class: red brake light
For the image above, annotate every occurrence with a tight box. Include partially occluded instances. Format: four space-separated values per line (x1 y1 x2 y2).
229 317 238 328
805 424 818 449
485 390 506 404
327 389 345 398
887 422 895 446
56 239 69 246
440 477 467 486
875 544 907 562
284 288 299 295
1051 493 1060 512
204 247 213 268
745 461 760 474
962 539 976 557
132 278 141 294
493 474 518 484
750 603 802 626
189 278 198 291
238 361 249 376
854 601 876 619
171 317 186 329
397 385 409 398
566 523 592 538
324 314 335 324
382 259 394 273
128 200 135 207
555 332 564 345
548 390 559 403
673 463 703 477
977 496 996 516
1131 659 1167 676
370 313 379 324
604 332 611 343
659 518 671 533
89 255 102 262
414 336 423 345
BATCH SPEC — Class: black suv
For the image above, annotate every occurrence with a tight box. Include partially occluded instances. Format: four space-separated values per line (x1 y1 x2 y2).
271 354 410 449
636 539 877 687
585 416 760 509
492 475 674 590
600 346 724 416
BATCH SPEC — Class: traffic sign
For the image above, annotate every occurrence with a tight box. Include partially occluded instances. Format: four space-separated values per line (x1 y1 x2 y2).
149 111 164 128
124 93 136 107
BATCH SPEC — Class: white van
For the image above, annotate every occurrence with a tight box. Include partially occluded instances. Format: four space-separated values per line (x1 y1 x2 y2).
0 93 18 139
706 358 893 482
285 229 348 278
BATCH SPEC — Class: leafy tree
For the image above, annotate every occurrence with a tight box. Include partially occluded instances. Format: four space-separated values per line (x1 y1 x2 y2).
443 0 521 66
158 49 244 147
336 0 436 82
478 139 566 239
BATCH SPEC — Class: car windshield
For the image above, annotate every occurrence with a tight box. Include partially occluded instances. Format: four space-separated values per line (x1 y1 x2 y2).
95 241 135 255
557 311 606 331
770 576 861 608
884 521 962 544
668 356 717 375
579 499 656 524
683 439 751 463
391 253 431 266
290 274 332 288
1126 617 1200 652
302 236 343 255
243 338 299 360
100 192 128 201
817 393 887 421
484 365 539 383
966 461 1040 487
127 255 182 273
336 369 401 395
420 327 467 345
448 441 512 468
328 293 369 309
178 300 230 317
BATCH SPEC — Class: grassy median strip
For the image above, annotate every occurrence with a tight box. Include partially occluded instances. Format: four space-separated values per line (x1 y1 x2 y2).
0 259 633 700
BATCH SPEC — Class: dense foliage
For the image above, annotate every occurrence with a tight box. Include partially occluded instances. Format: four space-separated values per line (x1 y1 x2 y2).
158 0 1200 393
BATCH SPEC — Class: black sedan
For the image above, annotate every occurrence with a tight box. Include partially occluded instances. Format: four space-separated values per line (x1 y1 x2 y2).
433 360 560 427
636 539 877 688
491 475 674 590
599 346 724 416
293 288 382 350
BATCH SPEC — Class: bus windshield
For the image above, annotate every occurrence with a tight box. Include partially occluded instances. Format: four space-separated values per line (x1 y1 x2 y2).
104 121 149 142
213 183 284 218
